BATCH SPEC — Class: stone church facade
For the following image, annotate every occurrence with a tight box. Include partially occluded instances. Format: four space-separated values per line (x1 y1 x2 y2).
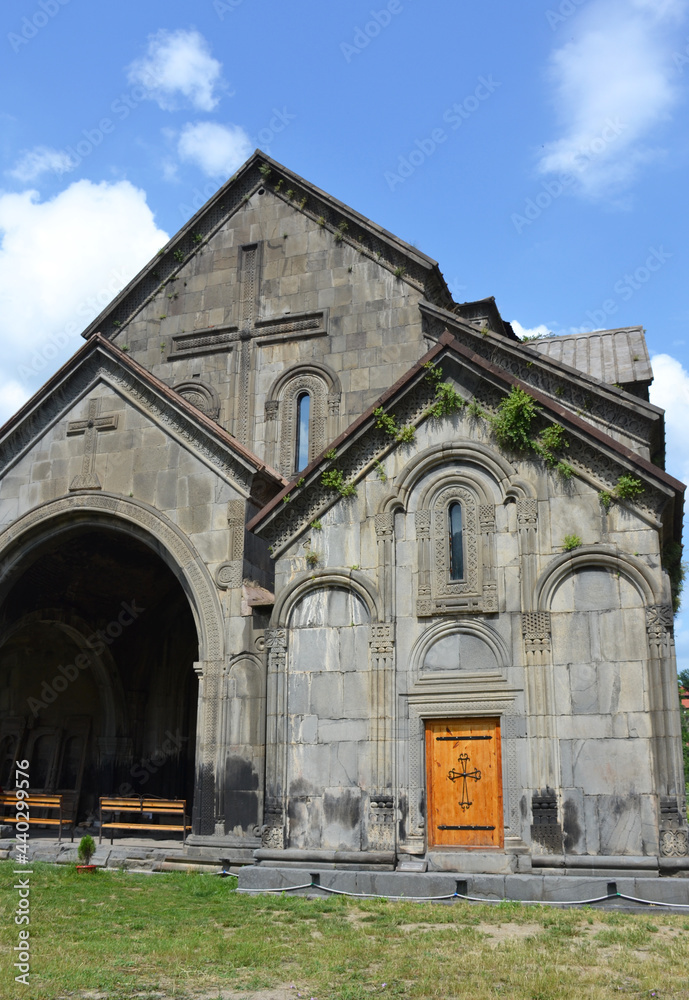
0 152 686 876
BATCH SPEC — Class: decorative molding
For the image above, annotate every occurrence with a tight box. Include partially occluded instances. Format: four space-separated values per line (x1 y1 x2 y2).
415 510 431 537
375 512 395 537
172 379 221 421
479 504 496 531
278 373 329 478
370 623 394 653
660 829 688 857
216 561 242 590
517 497 538 527
265 627 288 650
265 400 279 419
521 611 552 653
646 604 674 640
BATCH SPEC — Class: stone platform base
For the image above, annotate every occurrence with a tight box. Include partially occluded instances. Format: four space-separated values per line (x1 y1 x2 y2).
236 865 689 908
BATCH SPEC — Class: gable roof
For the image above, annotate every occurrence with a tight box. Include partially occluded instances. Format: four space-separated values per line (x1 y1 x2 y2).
0 334 287 503
80 150 456 342
248 330 683 553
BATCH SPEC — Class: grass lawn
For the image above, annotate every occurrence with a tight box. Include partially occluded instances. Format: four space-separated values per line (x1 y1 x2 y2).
1 861 688 999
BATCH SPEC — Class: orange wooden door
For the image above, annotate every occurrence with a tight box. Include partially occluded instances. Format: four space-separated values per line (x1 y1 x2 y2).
425 718 503 849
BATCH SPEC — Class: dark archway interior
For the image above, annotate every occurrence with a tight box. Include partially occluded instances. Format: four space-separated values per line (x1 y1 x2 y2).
0 526 199 828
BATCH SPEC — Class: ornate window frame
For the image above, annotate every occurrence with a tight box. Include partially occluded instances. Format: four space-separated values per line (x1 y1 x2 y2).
265 364 341 479
416 479 497 616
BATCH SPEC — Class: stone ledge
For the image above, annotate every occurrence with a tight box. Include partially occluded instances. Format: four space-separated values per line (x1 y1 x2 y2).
237 866 689 906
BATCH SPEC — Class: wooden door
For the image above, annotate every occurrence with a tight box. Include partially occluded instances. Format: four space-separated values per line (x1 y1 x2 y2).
425 717 503 849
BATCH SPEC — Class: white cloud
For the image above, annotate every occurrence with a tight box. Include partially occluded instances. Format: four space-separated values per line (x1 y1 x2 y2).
177 121 252 178
511 320 553 340
0 179 168 396
8 147 74 182
650 353 689 669
538 0 687 197
650 353 689 487
126 29 226 112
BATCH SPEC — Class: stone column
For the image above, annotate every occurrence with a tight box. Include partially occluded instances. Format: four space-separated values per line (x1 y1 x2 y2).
646 605 689 858
262 627 288 848
192 659 223 837
415 510 432 616
368 623 395 851
516 498 538 608
521 611 563 854
479 503 498 612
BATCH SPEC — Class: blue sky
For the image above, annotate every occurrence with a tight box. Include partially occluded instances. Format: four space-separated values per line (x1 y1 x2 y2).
1 0 688 664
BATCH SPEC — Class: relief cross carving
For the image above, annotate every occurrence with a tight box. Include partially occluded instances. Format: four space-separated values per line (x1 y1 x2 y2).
67 399 119 491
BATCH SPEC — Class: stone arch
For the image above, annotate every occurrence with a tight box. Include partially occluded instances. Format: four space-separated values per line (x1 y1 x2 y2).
266 363 342 478
410 618 511 682
378 440 523 516
534 546 661 612
271 569 382 627
171 379 220 421
0 493 224 662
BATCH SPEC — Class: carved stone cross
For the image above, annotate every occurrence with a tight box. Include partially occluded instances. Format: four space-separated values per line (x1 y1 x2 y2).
67 399 119 491
169 241 327 445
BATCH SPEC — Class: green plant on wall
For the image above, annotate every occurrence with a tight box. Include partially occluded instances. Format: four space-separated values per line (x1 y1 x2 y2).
562 534 582 552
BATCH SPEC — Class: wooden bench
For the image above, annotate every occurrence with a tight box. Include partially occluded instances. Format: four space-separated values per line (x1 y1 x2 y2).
0 793 67 842
99 797 191 844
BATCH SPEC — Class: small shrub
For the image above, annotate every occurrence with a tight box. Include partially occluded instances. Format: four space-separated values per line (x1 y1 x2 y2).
374 460 387 483
258 163 271 179
615 474 644 500
305 551 319 568
393 265 405 278
397 424 415 444
599 490 613 512
324 448 337 461
310 520 322 531
563 534 582 552
192 233 203 244
173 249 185 262
78 835 96 865
374 407 398 438
491 386 539 452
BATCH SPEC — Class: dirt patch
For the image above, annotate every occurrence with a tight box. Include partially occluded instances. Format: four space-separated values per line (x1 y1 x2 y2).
475 922 542 946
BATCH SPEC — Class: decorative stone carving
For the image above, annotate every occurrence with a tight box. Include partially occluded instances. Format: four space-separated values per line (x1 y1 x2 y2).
327 392 341 417
67 398 119 491
660 830 689 857
278 374 329 478
370 623 394 653
415 510 431 537
479 504 496 531
517 498 538 526
216 561 242 590
522 611 552 653
261 823 285 849
265 628 287 650
172 380 220 421
531 788 563 854
265 400 279 419
375 512 395 537
646 604 674 640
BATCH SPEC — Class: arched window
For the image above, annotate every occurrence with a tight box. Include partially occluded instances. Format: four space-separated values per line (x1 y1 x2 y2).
448 502 464 581
295 392 311 471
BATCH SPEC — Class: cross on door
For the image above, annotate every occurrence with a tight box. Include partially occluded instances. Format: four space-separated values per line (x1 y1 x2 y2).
168 241 327 444
67 399 119 491
447 752 482 810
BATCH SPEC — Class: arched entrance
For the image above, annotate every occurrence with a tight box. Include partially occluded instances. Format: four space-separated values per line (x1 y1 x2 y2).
0 523 199 829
